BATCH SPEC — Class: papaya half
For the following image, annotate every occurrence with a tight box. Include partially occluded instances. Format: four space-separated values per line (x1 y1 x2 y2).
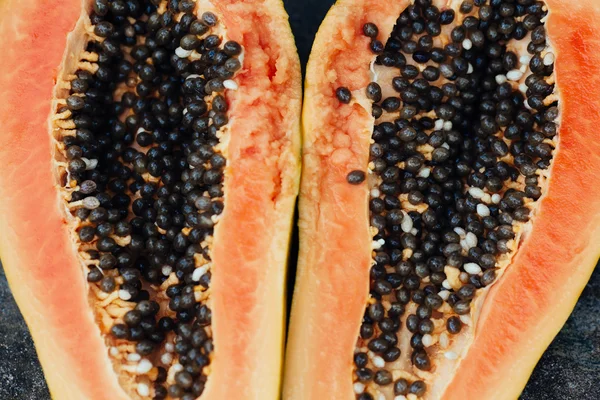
0 0 301 399
285 0 600 399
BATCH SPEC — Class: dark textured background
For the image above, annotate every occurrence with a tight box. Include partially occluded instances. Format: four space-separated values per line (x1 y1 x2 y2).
0 0 598 399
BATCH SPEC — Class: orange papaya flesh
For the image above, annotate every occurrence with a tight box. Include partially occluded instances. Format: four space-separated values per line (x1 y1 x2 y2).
0 1 301 400
285 0 600 399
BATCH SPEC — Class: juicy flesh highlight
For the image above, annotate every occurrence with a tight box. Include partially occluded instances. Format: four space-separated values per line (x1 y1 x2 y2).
346 1 560 399
51 0 242 398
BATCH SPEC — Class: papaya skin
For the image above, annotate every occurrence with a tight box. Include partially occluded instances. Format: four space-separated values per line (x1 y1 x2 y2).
0 0 301 399
283 0 600 399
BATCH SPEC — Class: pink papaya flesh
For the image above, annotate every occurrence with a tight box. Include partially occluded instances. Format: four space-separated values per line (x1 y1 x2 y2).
0 0 301 399
285 0 600 399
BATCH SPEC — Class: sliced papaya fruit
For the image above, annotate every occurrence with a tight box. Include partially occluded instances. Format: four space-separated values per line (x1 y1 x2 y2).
0 0 301 399
285 0 600 399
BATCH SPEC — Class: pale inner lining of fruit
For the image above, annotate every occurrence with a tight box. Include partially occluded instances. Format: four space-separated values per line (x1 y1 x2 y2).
350 1 559 399
49 0 242 398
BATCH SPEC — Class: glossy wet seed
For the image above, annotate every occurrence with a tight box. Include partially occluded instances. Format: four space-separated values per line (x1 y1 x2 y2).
336 87 352 103
347 170 366 185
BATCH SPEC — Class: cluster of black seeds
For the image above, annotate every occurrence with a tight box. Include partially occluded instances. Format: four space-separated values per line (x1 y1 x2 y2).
57 0 242 398
347 0 558 398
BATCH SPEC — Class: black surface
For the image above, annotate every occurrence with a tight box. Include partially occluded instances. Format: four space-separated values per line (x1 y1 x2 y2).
0 0 599 399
